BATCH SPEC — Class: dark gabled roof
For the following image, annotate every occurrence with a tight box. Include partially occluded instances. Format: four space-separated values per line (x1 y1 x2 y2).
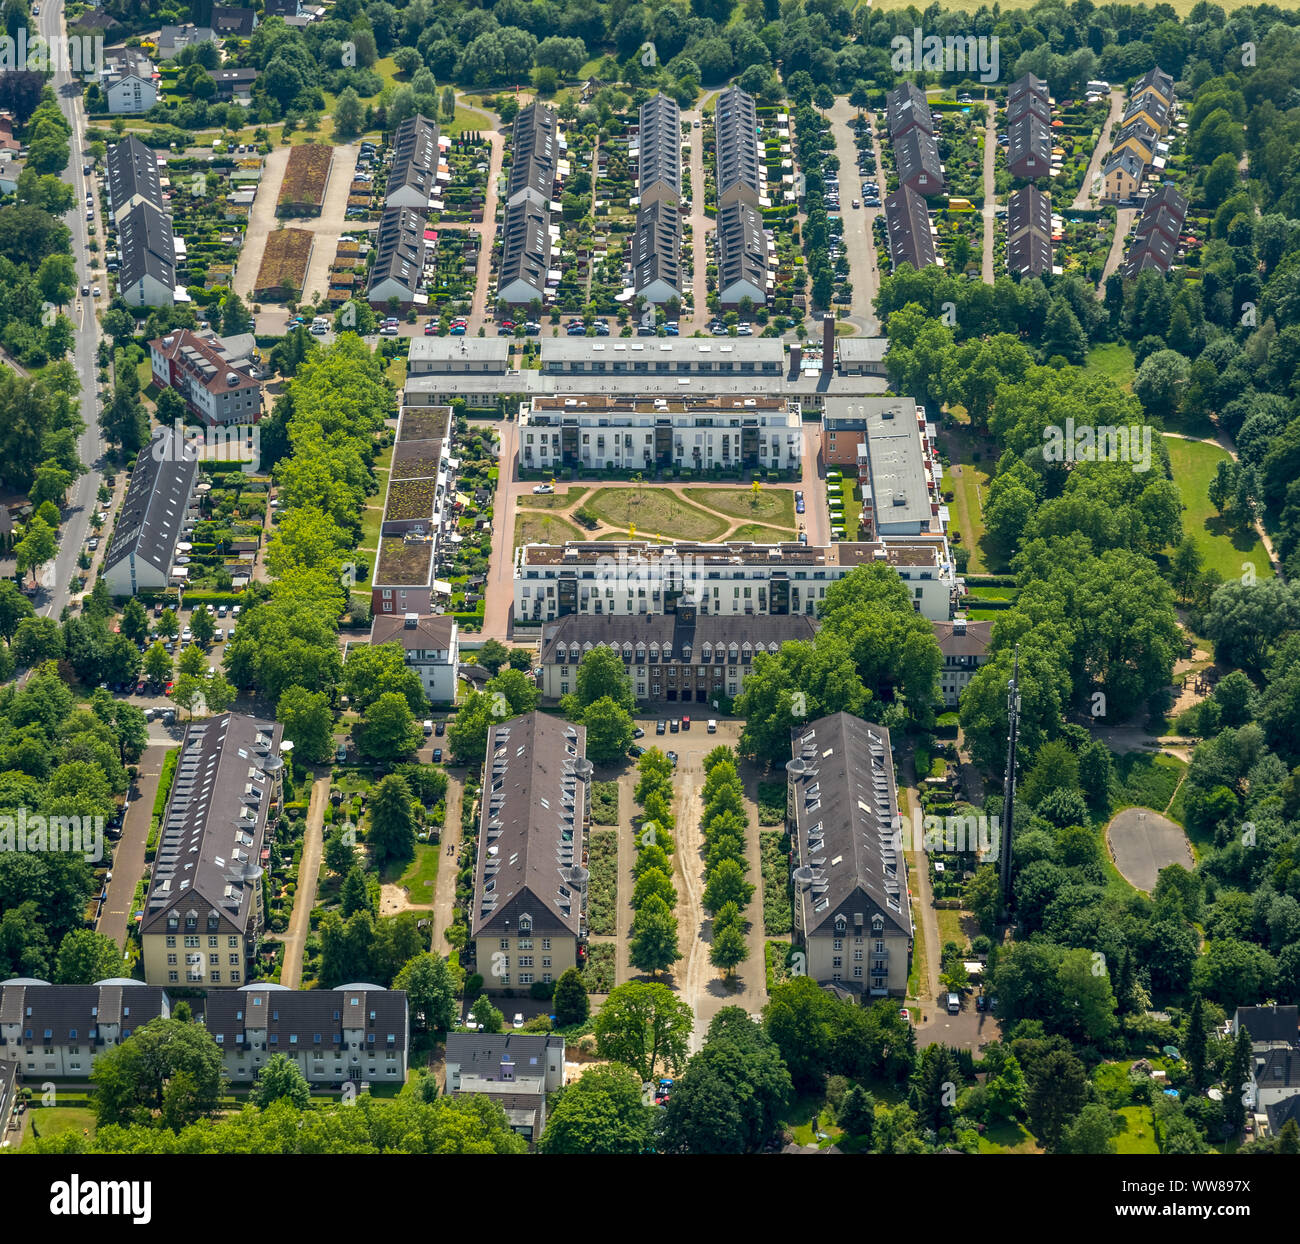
789 713 912 938
894 127 944 195
1236 1005 1299 1046
471 712 588 939
1123 91 1169 131
444 1031 564 1071
884 186 937 270
1142 182 1188 223
1256 1048 1300 1090
498 197 551 299
106 134 163 214
367 205 428 298
715 198 766 296
0 980 169 1043
1006 113 1051 178
539 610 818 667
507 101 558 208
142 714 283 938
1113 117 1158 155
1132 66 1175 103
714 85 761 204
632 197 683 297
104 424 198 576
211 5 256 35
202 984 408 1050
118 200 176 295
388 113 439 206
885 82 932 138
1007 185 1051 241
1103 147 1145 183
638 93 681 201
1006 228 1053 277
1123 184 1188 277
1007 73 1048 103
1006 89 1051 127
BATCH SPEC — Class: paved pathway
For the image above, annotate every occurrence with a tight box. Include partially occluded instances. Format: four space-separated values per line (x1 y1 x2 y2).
1073 88 1125 210
981 109 996 283
1099 206 1137 290
279 774 328 989
98 743 178 948
899 752 941 1019
682 107 710 332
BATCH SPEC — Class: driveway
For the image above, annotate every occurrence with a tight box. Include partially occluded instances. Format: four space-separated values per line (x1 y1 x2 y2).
981 109 996 282
1073 88 1126 210
430 770 464 949
1099 206 1137 290
98 743 179 948
481 415 521 641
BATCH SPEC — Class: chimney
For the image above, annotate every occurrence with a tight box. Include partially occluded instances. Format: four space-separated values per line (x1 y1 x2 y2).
822 314 835 374
789 343 802 376
404 612 419 629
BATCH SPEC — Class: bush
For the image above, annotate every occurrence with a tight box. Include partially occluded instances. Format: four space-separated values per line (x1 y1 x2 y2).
757 780 786 826
529 979 554 1001
590 781 619 825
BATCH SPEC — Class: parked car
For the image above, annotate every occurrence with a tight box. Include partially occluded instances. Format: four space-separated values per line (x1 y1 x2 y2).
666 751 678 767
435 720 445 736
946 993 961 1014
81 284 89 297
681 716 690 730
533 484 554 494
656 720 666 735
432 748 443 762
423 719 434 735
632 727 645 739
512 1012 524 1029
707 719 717 733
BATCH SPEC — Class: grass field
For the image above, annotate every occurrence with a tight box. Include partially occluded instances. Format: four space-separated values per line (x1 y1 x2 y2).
387 841 439 897
731 523 796 542
516 487 590 510
515 511 583 547
940 424 994 573
685 486 796 528
1085 342 1136 391
1116 1105 1161 1154
20 1106 97 1151
587 487 729 541
977 1119 1040 1153
1163 436 1273 584
936 907 977 951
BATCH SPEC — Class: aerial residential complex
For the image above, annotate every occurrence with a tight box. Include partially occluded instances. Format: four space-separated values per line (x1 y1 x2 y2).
884 81 944 198
788 713 912 996
1005 184 1054 277
148 327 263 427
1005 73 1052 181
1122 182 1188 278
139 714 286 989
1102 65 1176 201
884 185 938 272
470 712 590 990
514 536 960 625
517 392 802 472
714 86 771 306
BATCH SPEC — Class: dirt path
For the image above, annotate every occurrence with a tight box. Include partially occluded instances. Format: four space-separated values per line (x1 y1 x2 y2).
1098 205 1137 292
673 753 711 1052
233 145 290 301
430 772 464 949
279 774 328 989
900 753 941 1016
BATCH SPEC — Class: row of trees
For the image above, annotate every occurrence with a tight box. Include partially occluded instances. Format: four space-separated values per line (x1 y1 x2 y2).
627 748 681 978
700 746 752 977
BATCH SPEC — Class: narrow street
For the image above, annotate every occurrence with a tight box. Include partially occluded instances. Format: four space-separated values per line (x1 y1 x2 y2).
1098 206 1137 291
899 753 941 1019
1072 88 1126 210
981 109 997 283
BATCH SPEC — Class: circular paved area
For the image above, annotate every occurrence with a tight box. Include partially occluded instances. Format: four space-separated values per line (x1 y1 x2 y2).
1106 807 1193 892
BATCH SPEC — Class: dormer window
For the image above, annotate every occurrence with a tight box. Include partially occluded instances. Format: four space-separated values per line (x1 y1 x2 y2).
518 915 532 933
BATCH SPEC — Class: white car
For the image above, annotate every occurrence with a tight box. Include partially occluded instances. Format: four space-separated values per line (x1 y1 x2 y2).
92 287 101 297
181 628 192 641
512 1013 525 1029
532 484 554 494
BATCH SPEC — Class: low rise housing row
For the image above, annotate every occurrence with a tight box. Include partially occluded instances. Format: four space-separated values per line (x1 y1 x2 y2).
1122 183 1188 279
366 114 446 306
498 102 562 307
1005 73 1052 181
884 185 938 271
107 135 179 307
1005 184 1054 277
885 82 943 197
0 979 409 1087
370 405 455 618
1102 65 1177 202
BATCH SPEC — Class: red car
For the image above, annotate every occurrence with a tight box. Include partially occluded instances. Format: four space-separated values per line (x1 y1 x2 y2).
500 319 515 330
164 681 175 696
681 715 691 730
423 322 436 335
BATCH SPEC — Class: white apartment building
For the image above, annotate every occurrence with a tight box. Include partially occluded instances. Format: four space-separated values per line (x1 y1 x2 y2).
518 394 802 473
514 537 960 625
